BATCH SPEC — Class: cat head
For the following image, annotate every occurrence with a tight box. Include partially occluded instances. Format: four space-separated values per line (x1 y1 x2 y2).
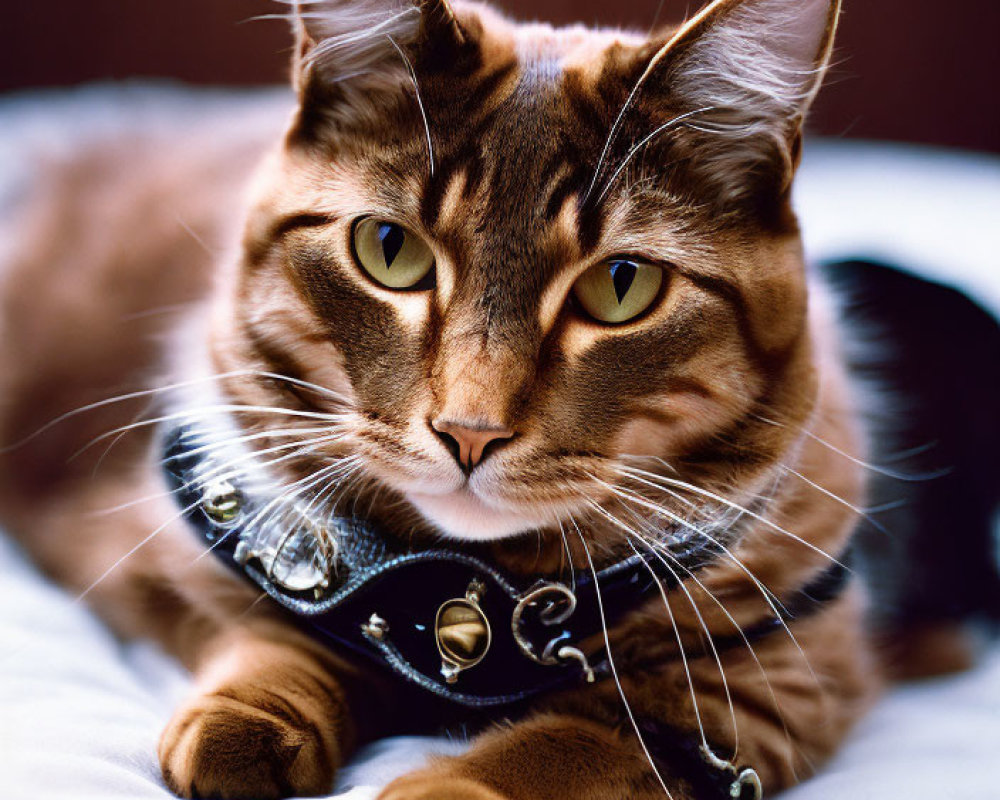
208 0 839 556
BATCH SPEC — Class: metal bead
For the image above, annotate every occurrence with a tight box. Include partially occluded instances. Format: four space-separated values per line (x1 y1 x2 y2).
361 613 389 641
440 662 462 684
201 479 241 525
233 540 251 565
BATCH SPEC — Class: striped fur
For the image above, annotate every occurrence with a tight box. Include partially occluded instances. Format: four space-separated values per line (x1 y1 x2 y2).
0 1 897 798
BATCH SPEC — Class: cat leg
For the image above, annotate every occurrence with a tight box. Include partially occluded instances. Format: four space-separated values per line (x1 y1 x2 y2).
158 630 356 799
2 468 372 800
380 713 666 800
377 589 877 800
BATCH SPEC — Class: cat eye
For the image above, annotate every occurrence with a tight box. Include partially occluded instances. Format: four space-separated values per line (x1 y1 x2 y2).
572 259 664 324
351 218 436 290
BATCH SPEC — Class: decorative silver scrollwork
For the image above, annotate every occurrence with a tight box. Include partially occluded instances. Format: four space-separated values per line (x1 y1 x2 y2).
700 745 763 800
511 582 594 679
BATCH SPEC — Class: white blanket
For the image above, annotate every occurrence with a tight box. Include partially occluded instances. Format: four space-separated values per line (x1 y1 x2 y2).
1 86 997 800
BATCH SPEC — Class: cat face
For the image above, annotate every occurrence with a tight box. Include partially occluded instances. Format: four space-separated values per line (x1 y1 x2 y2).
209 0 836 549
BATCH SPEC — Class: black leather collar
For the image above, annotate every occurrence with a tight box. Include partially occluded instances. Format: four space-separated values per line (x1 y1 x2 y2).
162 424 850 711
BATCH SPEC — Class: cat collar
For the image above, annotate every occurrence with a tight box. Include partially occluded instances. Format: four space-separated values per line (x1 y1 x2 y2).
162 424 850 713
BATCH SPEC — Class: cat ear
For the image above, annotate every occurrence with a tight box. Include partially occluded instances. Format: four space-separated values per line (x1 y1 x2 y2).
643 0 840 201
287 1 466 134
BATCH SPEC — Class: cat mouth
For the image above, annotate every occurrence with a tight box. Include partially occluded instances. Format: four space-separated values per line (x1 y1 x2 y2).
405 486 574 541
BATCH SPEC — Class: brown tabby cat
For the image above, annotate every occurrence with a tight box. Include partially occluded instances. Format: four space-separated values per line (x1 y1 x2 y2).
0 0 893 797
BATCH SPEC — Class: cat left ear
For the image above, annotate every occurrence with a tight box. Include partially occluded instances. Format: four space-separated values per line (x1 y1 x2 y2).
642 0 840 200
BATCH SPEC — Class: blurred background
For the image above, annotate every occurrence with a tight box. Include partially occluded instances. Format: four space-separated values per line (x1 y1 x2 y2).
1 0 998 154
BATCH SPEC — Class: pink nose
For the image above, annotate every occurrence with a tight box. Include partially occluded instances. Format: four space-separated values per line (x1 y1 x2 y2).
431 419 514 472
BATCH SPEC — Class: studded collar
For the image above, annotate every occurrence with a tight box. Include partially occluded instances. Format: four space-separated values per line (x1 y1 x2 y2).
162 423 849 706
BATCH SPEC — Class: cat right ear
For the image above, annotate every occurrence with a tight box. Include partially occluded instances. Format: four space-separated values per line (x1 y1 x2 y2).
287 1 466 135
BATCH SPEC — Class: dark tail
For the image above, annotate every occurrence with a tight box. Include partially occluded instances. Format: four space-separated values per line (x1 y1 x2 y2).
820 259 1000 633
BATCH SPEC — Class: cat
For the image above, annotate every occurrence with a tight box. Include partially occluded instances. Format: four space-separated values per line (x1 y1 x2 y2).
0 0 948 798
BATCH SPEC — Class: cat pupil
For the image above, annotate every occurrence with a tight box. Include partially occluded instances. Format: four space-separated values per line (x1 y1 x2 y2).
378 223 406 269
609 261 638 304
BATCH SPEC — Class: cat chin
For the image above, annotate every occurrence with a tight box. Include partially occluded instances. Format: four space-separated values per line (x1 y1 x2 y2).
406 488 557 541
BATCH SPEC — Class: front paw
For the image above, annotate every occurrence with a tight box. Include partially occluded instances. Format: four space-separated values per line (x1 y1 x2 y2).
378 772 509 800
159 691 335 799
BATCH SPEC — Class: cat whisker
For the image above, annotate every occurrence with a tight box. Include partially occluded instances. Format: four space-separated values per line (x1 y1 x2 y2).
556 518 577 591
322 460 370 521
779 463 892 537
194 456 361 568
237 590 273 619
1 368 349 454
569 518 675 800
594 106 716 206
96 432 349 520
601 476 788 616
583 498 719 757
198 452 357 549
119 302 201 323
161 425 337 466
751 413 934 482
387 35 435 177
590 477 823 693
645 523 824 712
621 515 809 782
90 401 157 479
616 503 740 755
584 31 694 204
70 404 347 461
260 463 357 582
619 507 800 764
74 497 204 607
617 465 848 569
174 211 218 258
647 0 668 35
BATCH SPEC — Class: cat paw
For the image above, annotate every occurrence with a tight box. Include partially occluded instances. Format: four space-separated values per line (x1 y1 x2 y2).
159 691 335 799
378 773 510 800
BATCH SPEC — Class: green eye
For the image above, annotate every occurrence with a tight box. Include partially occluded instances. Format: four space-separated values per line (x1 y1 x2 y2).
352 218 435 289
573 259 664 324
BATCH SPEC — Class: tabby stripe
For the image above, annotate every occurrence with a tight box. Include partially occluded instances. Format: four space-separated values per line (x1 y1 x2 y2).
678 268 805 375
240 320 319 406
269 213 337 241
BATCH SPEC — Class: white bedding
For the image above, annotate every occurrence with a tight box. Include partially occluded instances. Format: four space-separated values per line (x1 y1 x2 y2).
0 86 998 800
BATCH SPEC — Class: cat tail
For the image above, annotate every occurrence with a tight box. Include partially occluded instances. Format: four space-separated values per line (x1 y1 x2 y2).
821 259 1000 678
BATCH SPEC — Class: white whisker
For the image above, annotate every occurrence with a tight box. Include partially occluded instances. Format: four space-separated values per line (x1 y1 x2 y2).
594 477 824 692
75 498 202 606
570 519 675 799
71 404 346 461
618 465 847 569
1 368 349 454
595 107 715 205
387 35 435 177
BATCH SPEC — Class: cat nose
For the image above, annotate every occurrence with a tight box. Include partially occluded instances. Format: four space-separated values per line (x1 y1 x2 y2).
430 418 514 473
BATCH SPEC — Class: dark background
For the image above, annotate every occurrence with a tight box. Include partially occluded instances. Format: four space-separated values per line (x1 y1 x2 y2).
2 0 998 153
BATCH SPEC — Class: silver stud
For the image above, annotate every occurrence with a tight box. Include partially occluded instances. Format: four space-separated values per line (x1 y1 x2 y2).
233 540 251 565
